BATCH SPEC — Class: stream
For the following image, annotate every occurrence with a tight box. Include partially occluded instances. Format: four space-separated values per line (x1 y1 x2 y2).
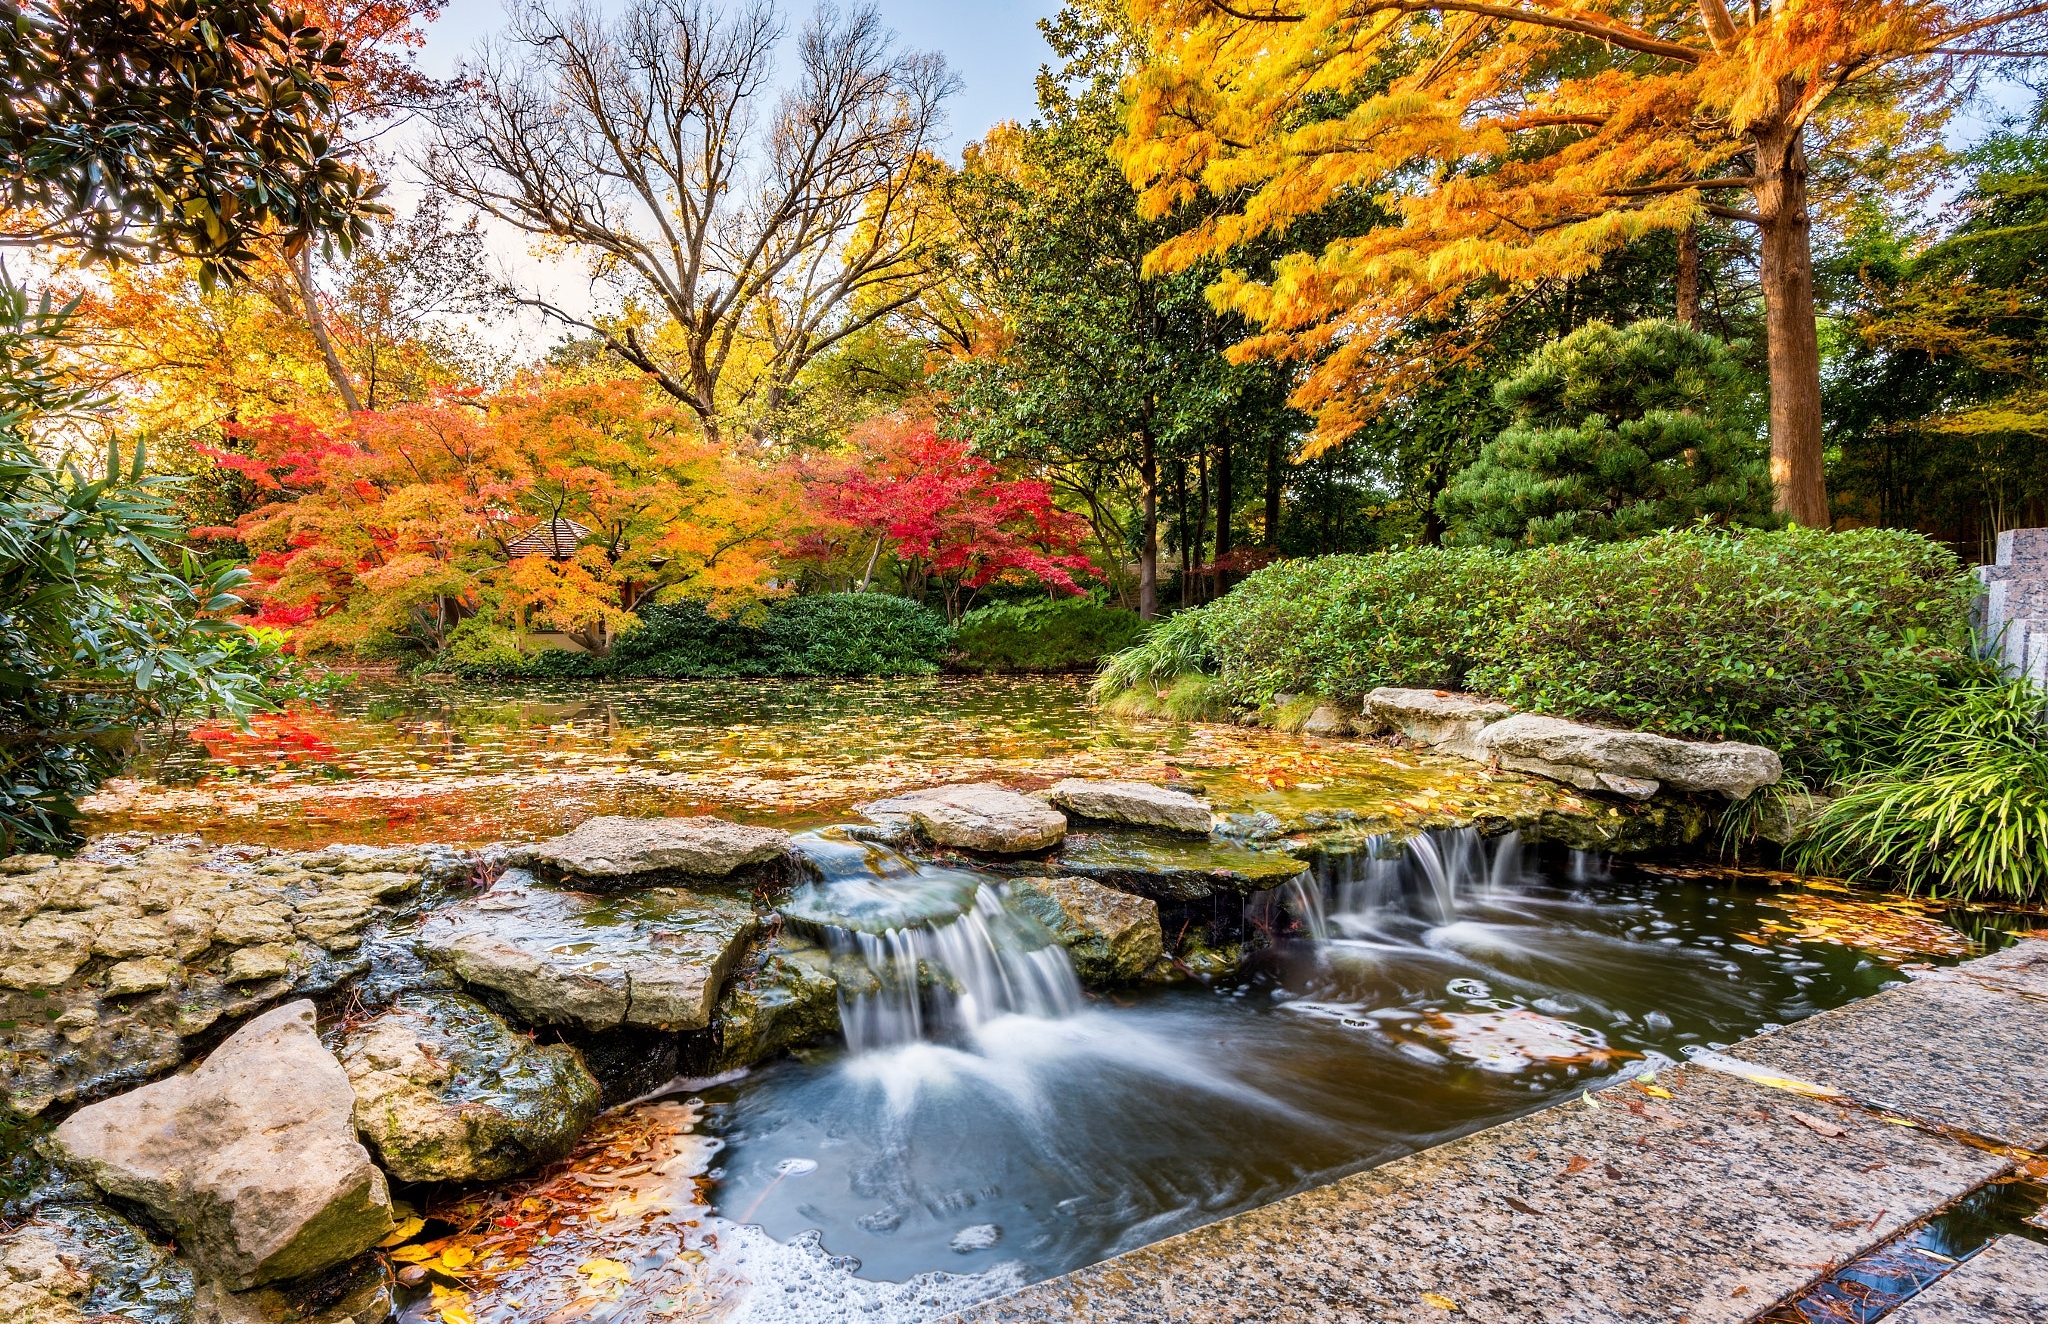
42 677 2029 1322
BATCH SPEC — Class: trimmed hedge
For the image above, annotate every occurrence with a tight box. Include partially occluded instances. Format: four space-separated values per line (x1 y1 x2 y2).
445 593 952 680
954 596 1145 672
1099 528 1976 776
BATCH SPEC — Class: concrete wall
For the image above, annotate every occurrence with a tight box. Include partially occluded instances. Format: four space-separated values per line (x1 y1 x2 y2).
1975 527 2048 685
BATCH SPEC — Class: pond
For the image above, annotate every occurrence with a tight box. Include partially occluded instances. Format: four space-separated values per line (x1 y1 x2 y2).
81 676 1572 844
44 677 2030 1323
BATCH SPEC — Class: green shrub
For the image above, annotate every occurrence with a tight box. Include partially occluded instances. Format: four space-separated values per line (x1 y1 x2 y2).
1096 527 1974 776
755 595 953 676
441 618 535 670
956 596 1144 672
1440 320 1775 547
1469 527 1973 771
1800 675 2048 903
443 594 951 680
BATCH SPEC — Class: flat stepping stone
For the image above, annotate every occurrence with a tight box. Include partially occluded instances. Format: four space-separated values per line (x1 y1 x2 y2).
529 815 790 885
858 783 1066 854
1044 779 1212 835
418 881 757 1031
1889 1236 2048 1323
951 940 2048 1323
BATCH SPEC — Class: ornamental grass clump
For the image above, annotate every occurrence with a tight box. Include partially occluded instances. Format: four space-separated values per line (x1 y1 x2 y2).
1800 676 2048 904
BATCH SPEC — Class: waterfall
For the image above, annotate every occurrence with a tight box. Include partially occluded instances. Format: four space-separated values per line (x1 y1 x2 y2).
1306 828 1524 936
828 887 1085 1054
786 831 1085 1056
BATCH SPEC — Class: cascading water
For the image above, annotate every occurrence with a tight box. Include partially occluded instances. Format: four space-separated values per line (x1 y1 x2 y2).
1305 826 1524 934
784 830 1084 1054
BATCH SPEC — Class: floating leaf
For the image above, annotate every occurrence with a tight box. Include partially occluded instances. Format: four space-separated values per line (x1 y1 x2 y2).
579 1258 632 1284
378 1215 426 1248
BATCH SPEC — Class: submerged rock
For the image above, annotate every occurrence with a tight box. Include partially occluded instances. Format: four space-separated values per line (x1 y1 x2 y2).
708 932 840 1072
419 880 758 1031
1044 779 1212 835
528 815 790 886
857 783 1066 854
1300 704 1356 738
47 1000 393 1291
0 1200 193 1324
339 992 601 1183
0 842 429 1118
191 1255 391 1324
1007 876 1163 986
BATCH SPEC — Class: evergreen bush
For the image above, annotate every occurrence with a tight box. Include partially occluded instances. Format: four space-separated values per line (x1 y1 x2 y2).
955 596 1145 672
1439 320 1776 546
443 594 951 680
1097 527 1974 776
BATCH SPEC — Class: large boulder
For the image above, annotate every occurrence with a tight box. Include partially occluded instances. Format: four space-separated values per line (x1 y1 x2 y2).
339 991 601 1183
529 815 790 886
1363 688 1518 751
1008 876 1163 985
1474 713 1783 800
418 879 758 1031
857 783 1067 853
1044 779 1212 835
46 1000 393 1290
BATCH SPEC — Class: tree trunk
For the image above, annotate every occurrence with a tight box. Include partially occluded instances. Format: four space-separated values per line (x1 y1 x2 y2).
1194 447 1210 604
1214 432 1233 596
1264 429 1283 547
1174 458 1190 608
297 248 362 414
1139 426 1159 621
1676 222 1701 330
1752 126 1830 528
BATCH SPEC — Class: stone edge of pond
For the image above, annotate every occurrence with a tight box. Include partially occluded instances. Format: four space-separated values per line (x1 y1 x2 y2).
940 936 2048 1324
1887 1233 2048 1323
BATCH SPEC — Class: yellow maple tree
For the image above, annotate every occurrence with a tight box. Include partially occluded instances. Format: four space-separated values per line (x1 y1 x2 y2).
1116 0 2048 526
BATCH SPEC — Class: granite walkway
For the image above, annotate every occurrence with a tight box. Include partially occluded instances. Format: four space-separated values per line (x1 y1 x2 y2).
949 939 2048 1324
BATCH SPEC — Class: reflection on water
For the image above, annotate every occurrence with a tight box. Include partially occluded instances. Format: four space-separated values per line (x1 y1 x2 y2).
82 677 1571 845
703 833 1941 1288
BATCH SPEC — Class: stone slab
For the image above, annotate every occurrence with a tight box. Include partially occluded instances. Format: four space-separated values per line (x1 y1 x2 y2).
1890 1236 2048 1323
948 1064 2010 1323
1733 939 2048 1149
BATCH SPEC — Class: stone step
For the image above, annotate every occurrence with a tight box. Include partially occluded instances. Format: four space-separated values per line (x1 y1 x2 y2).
1889 1236 2048 1323
946 939 2048 1324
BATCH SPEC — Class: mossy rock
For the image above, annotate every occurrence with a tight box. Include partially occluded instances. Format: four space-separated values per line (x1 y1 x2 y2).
708 934 840 1072
339 992 601 1184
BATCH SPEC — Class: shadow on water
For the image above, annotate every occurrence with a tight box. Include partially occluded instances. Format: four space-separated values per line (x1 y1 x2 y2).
698 828 1945 1287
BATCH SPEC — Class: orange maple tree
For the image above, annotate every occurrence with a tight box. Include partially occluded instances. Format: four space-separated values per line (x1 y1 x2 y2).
203 378 800 654
1116 0 2048 527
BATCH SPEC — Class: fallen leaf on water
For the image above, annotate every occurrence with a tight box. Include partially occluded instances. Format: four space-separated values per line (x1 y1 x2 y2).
440 1245 476 1271
1788 1110 1848 1139
378 1214 426 1247
1422 1292 1460 1311
579 1258 632 1284
390 1242 445 1264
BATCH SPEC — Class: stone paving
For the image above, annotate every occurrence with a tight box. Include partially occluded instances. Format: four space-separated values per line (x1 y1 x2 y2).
949 938 2048 1324
1890 1235 2048 1322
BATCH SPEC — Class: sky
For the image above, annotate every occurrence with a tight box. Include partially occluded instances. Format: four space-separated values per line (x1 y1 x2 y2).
415 0 1061 151
395 0 1062 352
